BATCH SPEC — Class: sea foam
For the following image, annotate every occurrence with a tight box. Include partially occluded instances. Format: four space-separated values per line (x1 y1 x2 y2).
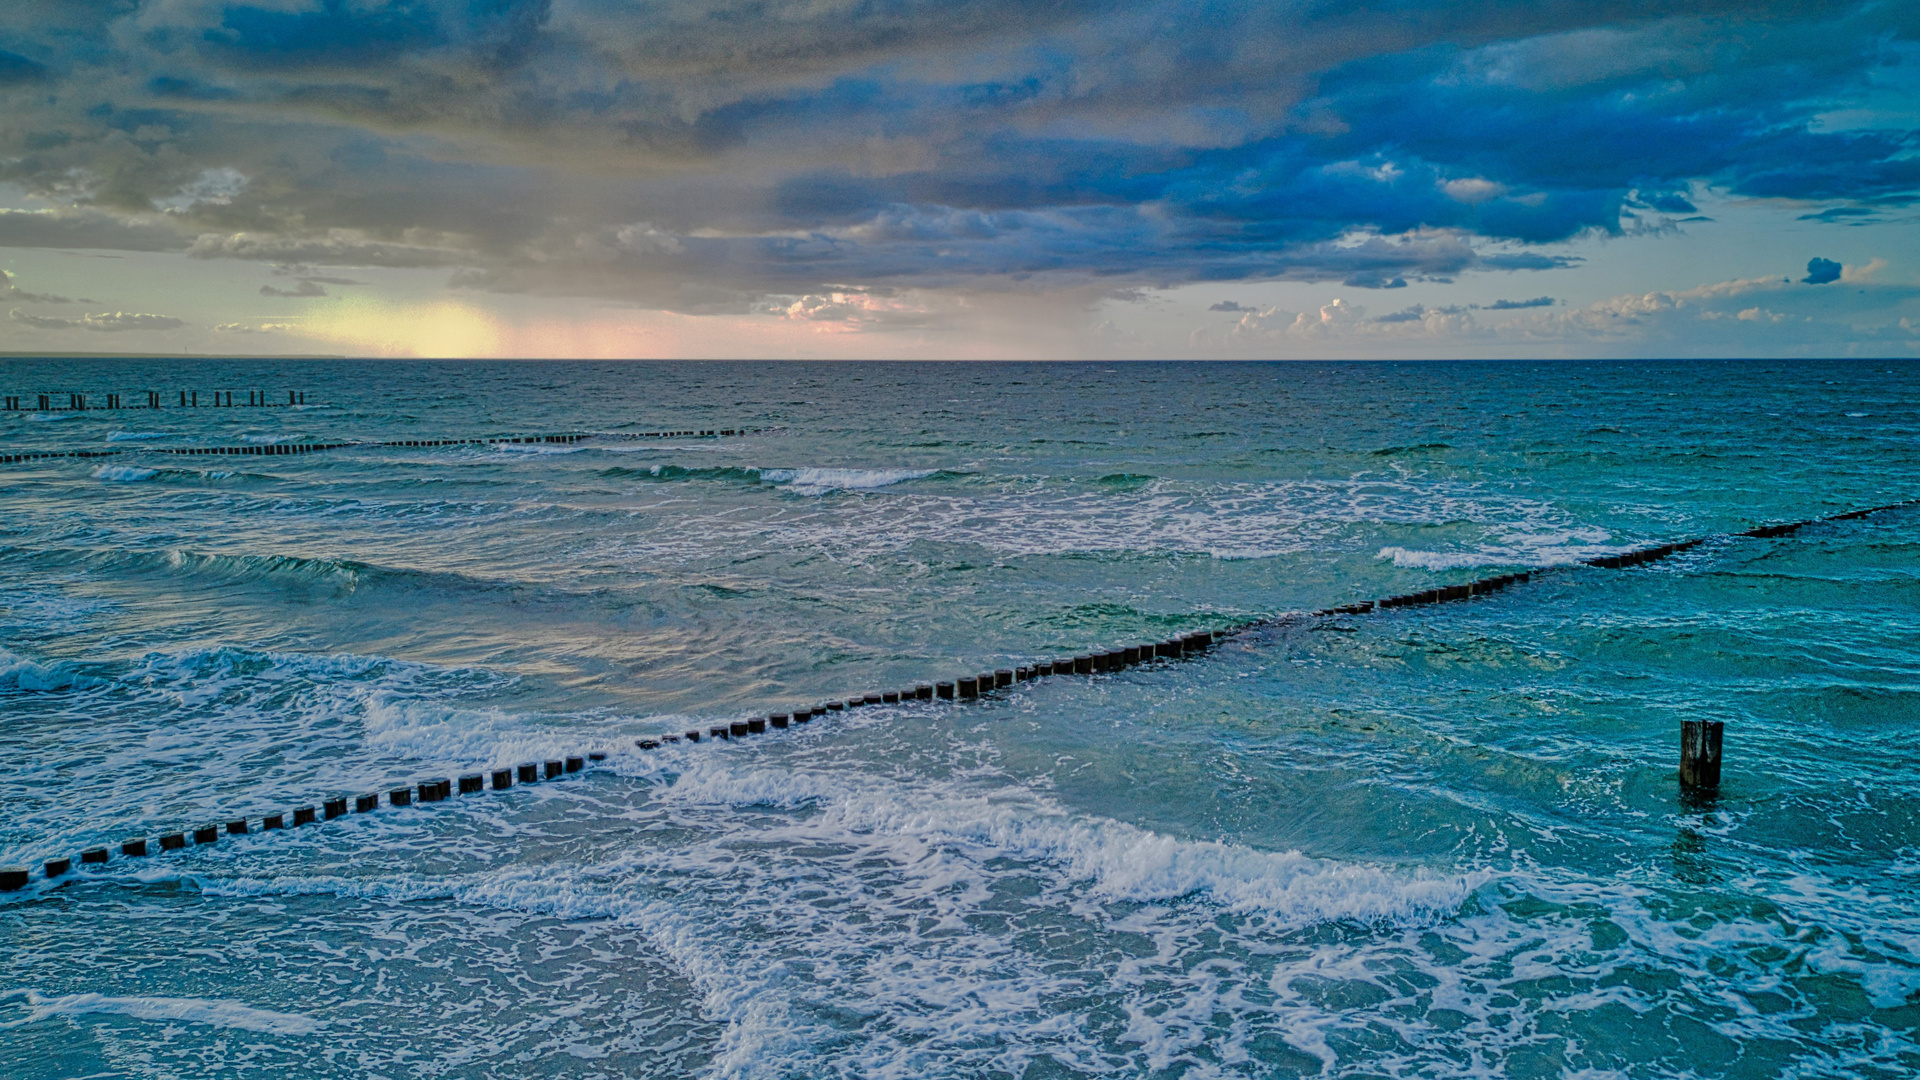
0 990 325 1035
759 467 938 494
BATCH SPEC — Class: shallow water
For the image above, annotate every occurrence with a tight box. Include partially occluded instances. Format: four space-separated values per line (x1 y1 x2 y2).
2 358 1917 1078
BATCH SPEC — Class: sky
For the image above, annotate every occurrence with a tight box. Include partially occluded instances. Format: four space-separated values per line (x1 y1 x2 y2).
0 0 1917 359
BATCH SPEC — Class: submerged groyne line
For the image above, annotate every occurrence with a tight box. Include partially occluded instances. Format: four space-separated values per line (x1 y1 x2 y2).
2 497 1912 893
0 427 771 467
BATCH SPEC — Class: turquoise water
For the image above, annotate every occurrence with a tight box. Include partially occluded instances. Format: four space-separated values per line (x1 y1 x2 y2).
1 359 1916 1078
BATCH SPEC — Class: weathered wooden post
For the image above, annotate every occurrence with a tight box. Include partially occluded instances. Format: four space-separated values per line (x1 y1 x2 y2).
1680 719 1723 791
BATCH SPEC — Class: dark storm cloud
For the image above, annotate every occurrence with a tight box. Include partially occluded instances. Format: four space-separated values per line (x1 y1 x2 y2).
0 0 1913 308
0 210 189 253
1802 257 1843 284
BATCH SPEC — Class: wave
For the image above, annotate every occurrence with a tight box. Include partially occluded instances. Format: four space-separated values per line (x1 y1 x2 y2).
8 542 540 599
602 463 950 494
91 464 159 482
358 693 600 770
88 464 280 484
643 753 1477 924
758 467 940 495
0 647 100 692
602 463 764 484
106 430 174 442
1377 526 1623 571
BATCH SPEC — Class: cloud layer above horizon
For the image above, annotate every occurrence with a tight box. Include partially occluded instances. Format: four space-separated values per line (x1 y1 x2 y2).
0 0 1916 354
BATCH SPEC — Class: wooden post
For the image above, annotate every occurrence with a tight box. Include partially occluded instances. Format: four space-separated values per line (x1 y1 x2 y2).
1680 720 1723 790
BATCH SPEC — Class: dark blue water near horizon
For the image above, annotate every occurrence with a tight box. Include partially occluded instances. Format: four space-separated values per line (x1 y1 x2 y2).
2 358 1917 1078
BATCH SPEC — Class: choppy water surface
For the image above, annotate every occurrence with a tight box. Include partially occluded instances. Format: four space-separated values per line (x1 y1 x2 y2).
2 359 1917 1079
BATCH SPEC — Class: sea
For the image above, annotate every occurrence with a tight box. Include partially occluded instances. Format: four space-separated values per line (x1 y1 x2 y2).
1 358 1916 1079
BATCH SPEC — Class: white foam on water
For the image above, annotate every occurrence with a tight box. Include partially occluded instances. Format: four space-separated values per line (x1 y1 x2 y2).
758 466 938 495
359 693 608 769
90 464 158 482
648 752 1480 920
106 430 173 441
581 472 1610 566
126 739 1483 1078
492 442 582 454
1377 525 1621 571
14 731 1918 1079
0 989 325 1035
0 587 114 636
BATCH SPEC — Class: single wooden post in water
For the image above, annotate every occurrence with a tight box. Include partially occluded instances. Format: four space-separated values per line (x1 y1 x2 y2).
1680 719 1723 791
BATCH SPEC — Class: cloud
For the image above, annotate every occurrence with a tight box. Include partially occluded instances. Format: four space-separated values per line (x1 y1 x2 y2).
188 232 467 269
1341 270 1408 289
0 210 187 253
1797 206 1880 224
1841 257 1888 282
213 321 297 333
1186 268 1920 358
1492 273 1920 352
1209 300 1250 312
9 309 186 332
1 270 78 303
155 167 249 213
1484 296 1556 309
259 280 328 297
0 0 1912 315
752 289 938 331
1376 303 1467 322
1803 257 1843 284
270 265 361 285
0 49 49 86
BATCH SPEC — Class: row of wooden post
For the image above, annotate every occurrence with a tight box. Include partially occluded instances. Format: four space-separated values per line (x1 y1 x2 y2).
0 755 607 890
2 391 307 410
